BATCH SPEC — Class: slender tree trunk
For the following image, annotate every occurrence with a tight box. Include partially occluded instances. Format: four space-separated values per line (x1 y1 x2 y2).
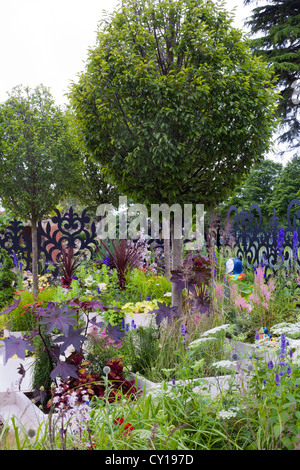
171 218 183 315
164 237 170 279
163 215 171 279
31 217 39 298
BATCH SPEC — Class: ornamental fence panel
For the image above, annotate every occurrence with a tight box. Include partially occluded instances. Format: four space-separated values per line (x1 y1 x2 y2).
215 198 300 278
0 200 299 278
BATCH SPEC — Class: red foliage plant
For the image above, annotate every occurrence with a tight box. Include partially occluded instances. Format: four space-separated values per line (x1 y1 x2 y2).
58 245 82 289
48 355 138 409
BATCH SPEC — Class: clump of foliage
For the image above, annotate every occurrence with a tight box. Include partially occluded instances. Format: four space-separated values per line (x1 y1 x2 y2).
0 250 15 310
48 355 138 408
171 252 212 316
100 240 145 290
0 297 125 404
57 245 83 289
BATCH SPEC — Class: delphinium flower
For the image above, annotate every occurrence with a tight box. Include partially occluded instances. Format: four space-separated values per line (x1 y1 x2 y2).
277 227 285 262
180 323 186 344
275 372 281 386
293 231 299 262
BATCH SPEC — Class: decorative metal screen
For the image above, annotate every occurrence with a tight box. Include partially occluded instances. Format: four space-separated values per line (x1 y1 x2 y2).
1 201 300 277
223 198 300 277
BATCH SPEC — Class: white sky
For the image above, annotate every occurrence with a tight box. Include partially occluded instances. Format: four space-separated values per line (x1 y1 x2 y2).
0 0 252 107
0 0 291 163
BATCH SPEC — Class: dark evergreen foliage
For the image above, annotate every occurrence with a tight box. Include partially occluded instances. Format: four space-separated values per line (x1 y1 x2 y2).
244 0 300 148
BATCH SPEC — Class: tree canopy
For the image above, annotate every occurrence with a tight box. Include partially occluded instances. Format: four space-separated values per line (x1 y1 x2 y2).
268 154 300 223
244 0 300 149
0 84 80 296
219 159 283 224
69 0 279 311
69 0 279 207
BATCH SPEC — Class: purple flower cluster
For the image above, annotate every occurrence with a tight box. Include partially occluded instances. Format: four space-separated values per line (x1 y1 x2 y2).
263 334 297 389
180 323 186 344
277 228 285 262
292 231 299 261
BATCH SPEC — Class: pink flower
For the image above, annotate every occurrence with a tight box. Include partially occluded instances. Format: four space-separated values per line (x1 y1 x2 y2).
215 283 223 299
254 265 265 286
234 295 251 311
230 283 238 298
268 277 276 292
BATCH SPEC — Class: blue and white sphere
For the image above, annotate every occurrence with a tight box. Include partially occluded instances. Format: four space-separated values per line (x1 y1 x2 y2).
225 258 243 275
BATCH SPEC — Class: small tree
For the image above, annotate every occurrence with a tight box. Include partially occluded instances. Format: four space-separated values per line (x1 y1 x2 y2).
0 85 80 297
69 0 279 312
0 249 15 310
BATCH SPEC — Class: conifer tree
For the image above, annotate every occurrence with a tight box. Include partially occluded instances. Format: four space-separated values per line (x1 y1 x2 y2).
244 0 300 148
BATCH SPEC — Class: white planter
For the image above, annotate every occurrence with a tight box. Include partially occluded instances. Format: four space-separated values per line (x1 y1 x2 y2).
130 372 238 399
0 390 46 436
124 313 156 328
3 329 25 339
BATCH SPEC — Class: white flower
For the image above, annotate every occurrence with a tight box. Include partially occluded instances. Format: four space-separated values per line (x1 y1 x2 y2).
98 282 107 291
211 360 236 371
218 409 237 419
270 322 300 339
201 324 231 337
84 275 95 287
163 292 172 297
188 337 217 348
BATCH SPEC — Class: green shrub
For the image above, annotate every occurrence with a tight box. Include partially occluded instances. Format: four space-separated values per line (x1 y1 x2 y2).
0 250 15 310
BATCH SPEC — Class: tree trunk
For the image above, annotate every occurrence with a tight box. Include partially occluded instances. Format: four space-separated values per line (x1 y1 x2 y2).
164 237 170 279
171 218 183 315
163 216 171 279
31 217 39 298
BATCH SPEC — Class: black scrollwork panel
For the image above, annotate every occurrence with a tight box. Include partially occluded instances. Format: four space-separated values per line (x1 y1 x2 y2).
0 220 32 270
38 207 98 268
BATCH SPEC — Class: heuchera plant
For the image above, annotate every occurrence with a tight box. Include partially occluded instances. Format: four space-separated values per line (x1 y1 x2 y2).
0 296 125 388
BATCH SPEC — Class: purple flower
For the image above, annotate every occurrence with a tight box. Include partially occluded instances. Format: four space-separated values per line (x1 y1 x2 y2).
280 334 287 357
267 361 274 370
287 366 292 377
12 251 18 268
277 228 285 262
275 373 280 386
293 231 299 261
103 255 110 266
180 324 186 336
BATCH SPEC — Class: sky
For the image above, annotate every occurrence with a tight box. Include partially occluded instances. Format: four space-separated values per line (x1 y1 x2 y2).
0 0 291 162
0 0 253 107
